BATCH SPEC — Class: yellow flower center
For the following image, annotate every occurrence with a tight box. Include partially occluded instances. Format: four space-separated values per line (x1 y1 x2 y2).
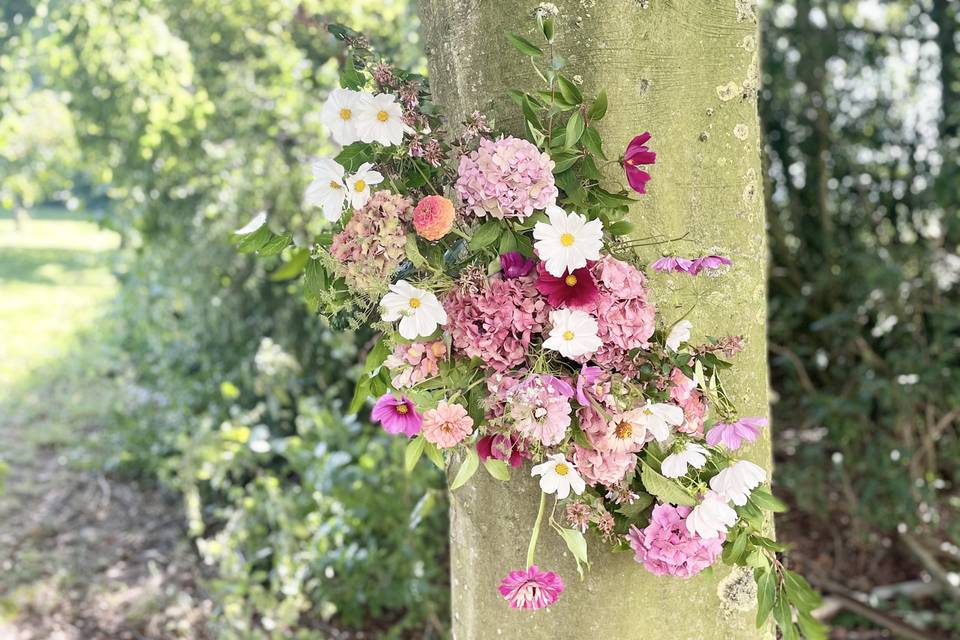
353 179 366 192
643 407 653 416
615 421 633 440
560 233 575 247
409 297 421 309
339 107 352 121
396 404 409 414
564 274 578 286
377 110 389 122
562 330 575 341
329 180 342 190
554 463 569 476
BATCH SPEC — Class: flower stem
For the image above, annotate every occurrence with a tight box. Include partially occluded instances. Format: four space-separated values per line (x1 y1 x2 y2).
526 490 548 568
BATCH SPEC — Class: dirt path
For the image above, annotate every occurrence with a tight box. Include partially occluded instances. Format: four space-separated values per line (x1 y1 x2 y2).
0 210 212 639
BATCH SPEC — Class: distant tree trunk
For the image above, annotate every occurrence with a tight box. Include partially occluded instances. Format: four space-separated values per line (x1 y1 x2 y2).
420 2 772 638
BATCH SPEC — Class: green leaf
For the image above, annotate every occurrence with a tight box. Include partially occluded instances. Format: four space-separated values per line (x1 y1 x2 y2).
615 492 654 518
424 441 446 471
755 568 777 627
498 230 518 254
552 154 579 174
797 611 828 640
505 32 543 57
236 224 273 253
521 95 543 132
335 142 374 172
773 594 797 640
363 338 391 372
556 527 590 578
270 248 310 281
468 220 503 251
582 127 606 159
405 436 426 473
483 458 511 481
405 233 427 267
348 375 371 415
408 490 436 529
540 16 555 43
587 89 608 120
450 446 480 490
556 75 583 105
565 112 585 148
783 570 821 609
257 233 291 257
750 488 788 513
303 259 328 300
606 220 634 237
640 463 697 506
723 527 749 564
339 54 366 90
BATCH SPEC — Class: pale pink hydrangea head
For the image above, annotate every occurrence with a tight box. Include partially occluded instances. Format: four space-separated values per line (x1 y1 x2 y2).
669 367 707 437
572 444 636 487
455 136 558 220
626 503 724 578
421 401 474 449
507 375 573 446
384 341 446 388
498 565 564 609
443 269 549 371
329 190 412 293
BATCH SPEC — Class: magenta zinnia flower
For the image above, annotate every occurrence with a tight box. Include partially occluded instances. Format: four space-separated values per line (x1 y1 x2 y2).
500 251 536 278
371 394 422 437
498 565 565 609
477 433 528 468
624 132 656 194
705 416 767 451
689 255 732 275
651 256 694 273
535 264 599 309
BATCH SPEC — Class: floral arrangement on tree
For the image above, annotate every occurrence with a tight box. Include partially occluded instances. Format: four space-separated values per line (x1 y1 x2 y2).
233 13 824 640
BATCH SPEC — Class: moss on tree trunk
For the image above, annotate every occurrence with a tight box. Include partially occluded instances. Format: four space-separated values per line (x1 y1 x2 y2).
419 1 772 637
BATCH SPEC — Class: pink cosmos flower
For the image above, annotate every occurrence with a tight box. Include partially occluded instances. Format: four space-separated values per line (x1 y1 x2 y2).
371 394 422 437
476 433 528 467
669 368 707 437
626 503 724 578
534 263 599 309
689 255 732 275
500 251 536 278
575 365 603 406
572 444 636 487
705 417 767 451
421 401 474 448
624 132 656 194
498 565 565 609
651 256 694 273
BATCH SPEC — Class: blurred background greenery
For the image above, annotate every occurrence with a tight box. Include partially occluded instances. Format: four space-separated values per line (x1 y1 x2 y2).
0 1 956 638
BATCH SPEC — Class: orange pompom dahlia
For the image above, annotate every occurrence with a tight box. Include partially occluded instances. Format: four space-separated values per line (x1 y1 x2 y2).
412 195 455 241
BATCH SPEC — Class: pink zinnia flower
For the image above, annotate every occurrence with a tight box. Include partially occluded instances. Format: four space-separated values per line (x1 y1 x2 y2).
624 132 656 194
689 255 732 275
627 504 724 578
413 195 456 241
705 417 767 451
500 251 536 278
371 394 422 437
651 256 694 273
498 565 565 609
421 401 474 448
534 264 599 309
477 433 528 467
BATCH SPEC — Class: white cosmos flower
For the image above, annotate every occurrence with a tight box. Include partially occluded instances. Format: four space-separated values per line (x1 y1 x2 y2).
661 442 709 478
320 88 366 145
531 454 585 500
542 308 602 359
685 490 737 539
380 280 447 340
635 400 684 442
709 460 767 506
303 158 348 222
356 93 414 146
345 162 384 209
235 211 266 235
666 319 692 351
533 206 604 277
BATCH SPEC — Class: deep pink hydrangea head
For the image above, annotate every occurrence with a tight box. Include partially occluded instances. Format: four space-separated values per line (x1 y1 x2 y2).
498 565 565 609
455 136 558 220
626 503 724 578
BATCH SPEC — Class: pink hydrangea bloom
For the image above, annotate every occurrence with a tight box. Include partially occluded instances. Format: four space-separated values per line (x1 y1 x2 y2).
455 136 558 220
444 269 548 371
626 504 724 577
498 565 565 609
421 401 474 448
706 417 767 450
329 190 412 292
507 375 572 446
383 341 446 388
575 257 656 372
572 444 636 487
669 368 707 437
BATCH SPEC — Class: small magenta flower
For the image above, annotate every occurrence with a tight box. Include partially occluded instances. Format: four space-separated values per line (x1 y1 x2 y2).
575 364 603 406
689 255 732 275
371 394 422 437
477 433 528 467
624 132 656 194
534 263 599 309
499 251 536 278
705 417 767 451
651 256 693 273
498 565 565 609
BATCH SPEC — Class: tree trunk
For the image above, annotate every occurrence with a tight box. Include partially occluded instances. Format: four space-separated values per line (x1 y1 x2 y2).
419 2 772 638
